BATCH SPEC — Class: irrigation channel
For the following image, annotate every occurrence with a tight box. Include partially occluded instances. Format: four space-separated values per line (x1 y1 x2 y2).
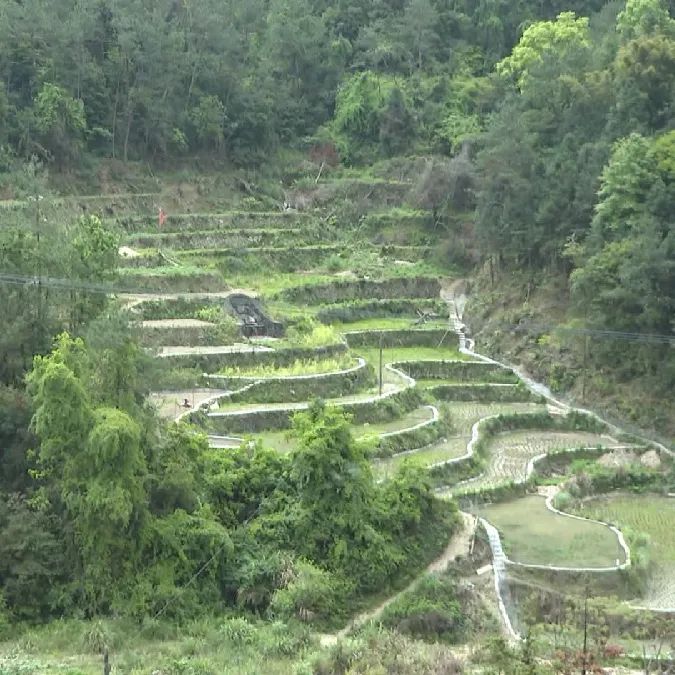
142 280 673 644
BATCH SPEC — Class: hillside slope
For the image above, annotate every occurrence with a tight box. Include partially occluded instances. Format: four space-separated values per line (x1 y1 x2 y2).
465 270 675 447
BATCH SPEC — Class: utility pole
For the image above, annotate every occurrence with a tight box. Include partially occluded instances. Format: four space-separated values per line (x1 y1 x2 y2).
378 332 384 397
581 586 589 675
582 333 589 403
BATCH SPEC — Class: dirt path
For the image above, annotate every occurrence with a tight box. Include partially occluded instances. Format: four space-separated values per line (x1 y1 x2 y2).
149 389 230 420
319 512 476 647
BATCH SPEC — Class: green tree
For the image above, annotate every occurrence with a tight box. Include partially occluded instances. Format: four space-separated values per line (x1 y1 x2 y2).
289 402 396 590
617 0 674 40
191 95 225 150
590 133 657 244
496 12 590 89
28 334 149 614
379 87 415 156
69 214 119 330
612 33 675 132
69 407 148 613
28 336 93 484
400 0 439 72
0 495 65 620
32 83 87 166
331 71 397 161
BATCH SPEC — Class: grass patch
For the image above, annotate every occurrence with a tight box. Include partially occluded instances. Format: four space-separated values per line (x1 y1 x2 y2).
0 616 312 674
474 495 625 568
218 356 355 378
353 406 435 436
571 494 675 609
357 346 469 367
374 438 469 479
335 317 447 331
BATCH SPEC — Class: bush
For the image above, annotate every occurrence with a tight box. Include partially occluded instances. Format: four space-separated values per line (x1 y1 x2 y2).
80 620 111 654
269 561 340 623
220 617 257 645
260 620 312 657
166 658 215 675
287 322 340 348
379 574 466 643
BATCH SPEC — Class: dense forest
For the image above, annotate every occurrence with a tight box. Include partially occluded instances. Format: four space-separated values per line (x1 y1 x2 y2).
0 0 674 672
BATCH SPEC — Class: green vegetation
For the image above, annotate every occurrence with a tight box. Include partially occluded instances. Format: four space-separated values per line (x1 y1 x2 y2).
1 0 673 669
219 356 355 379
572 494 675 609
475 496 624 568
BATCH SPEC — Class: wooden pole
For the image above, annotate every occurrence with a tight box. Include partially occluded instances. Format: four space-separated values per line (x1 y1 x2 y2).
379 333 384 397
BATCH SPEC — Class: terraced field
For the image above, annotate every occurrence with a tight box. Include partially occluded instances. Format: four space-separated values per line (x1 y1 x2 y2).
571 495 675 609
112 192 670 647
128 207 618 488
453 430 619 494
473 496 625 568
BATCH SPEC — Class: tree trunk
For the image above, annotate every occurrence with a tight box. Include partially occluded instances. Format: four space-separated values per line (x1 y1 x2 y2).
111 80 120 159
123 103 133 162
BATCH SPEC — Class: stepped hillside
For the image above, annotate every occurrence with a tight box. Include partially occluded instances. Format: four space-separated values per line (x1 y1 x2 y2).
1 0 673 671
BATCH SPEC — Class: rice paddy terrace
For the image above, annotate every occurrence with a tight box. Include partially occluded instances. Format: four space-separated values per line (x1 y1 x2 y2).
111 183 673 648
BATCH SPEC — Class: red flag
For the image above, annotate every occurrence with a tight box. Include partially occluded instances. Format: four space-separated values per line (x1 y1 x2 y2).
158 208 167 228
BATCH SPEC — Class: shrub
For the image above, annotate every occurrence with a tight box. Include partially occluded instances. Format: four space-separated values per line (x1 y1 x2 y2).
220 616 257 645
80 620 111 654
260 620 312 657
166 658 215 675
286 320 339 348
269 561 340 623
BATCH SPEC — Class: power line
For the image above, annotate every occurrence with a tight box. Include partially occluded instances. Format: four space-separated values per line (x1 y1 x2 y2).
0 271 673 345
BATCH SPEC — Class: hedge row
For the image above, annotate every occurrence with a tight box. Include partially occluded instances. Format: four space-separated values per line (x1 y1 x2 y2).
392 360 519 384
127 227 314 250
159 343 348 371
378 245 432 262
146 366 210 391
115 210 312 233
342 386 426 425
133 296 225 321
117 270 225 292
138 323 236 347
208 246 344 274
316 298 446 324
205 408 295 435
509 574 675 638
428 383 539 403
203 384 425 435
345 329 452 349
212 361 376 404
371 411 451 458
457 482 531 509
118 253 165 269
274 276 441 304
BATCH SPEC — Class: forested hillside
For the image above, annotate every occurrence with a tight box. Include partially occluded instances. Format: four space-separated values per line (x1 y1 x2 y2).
3 0 671 434
1 0 631 167
0 0 674 673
